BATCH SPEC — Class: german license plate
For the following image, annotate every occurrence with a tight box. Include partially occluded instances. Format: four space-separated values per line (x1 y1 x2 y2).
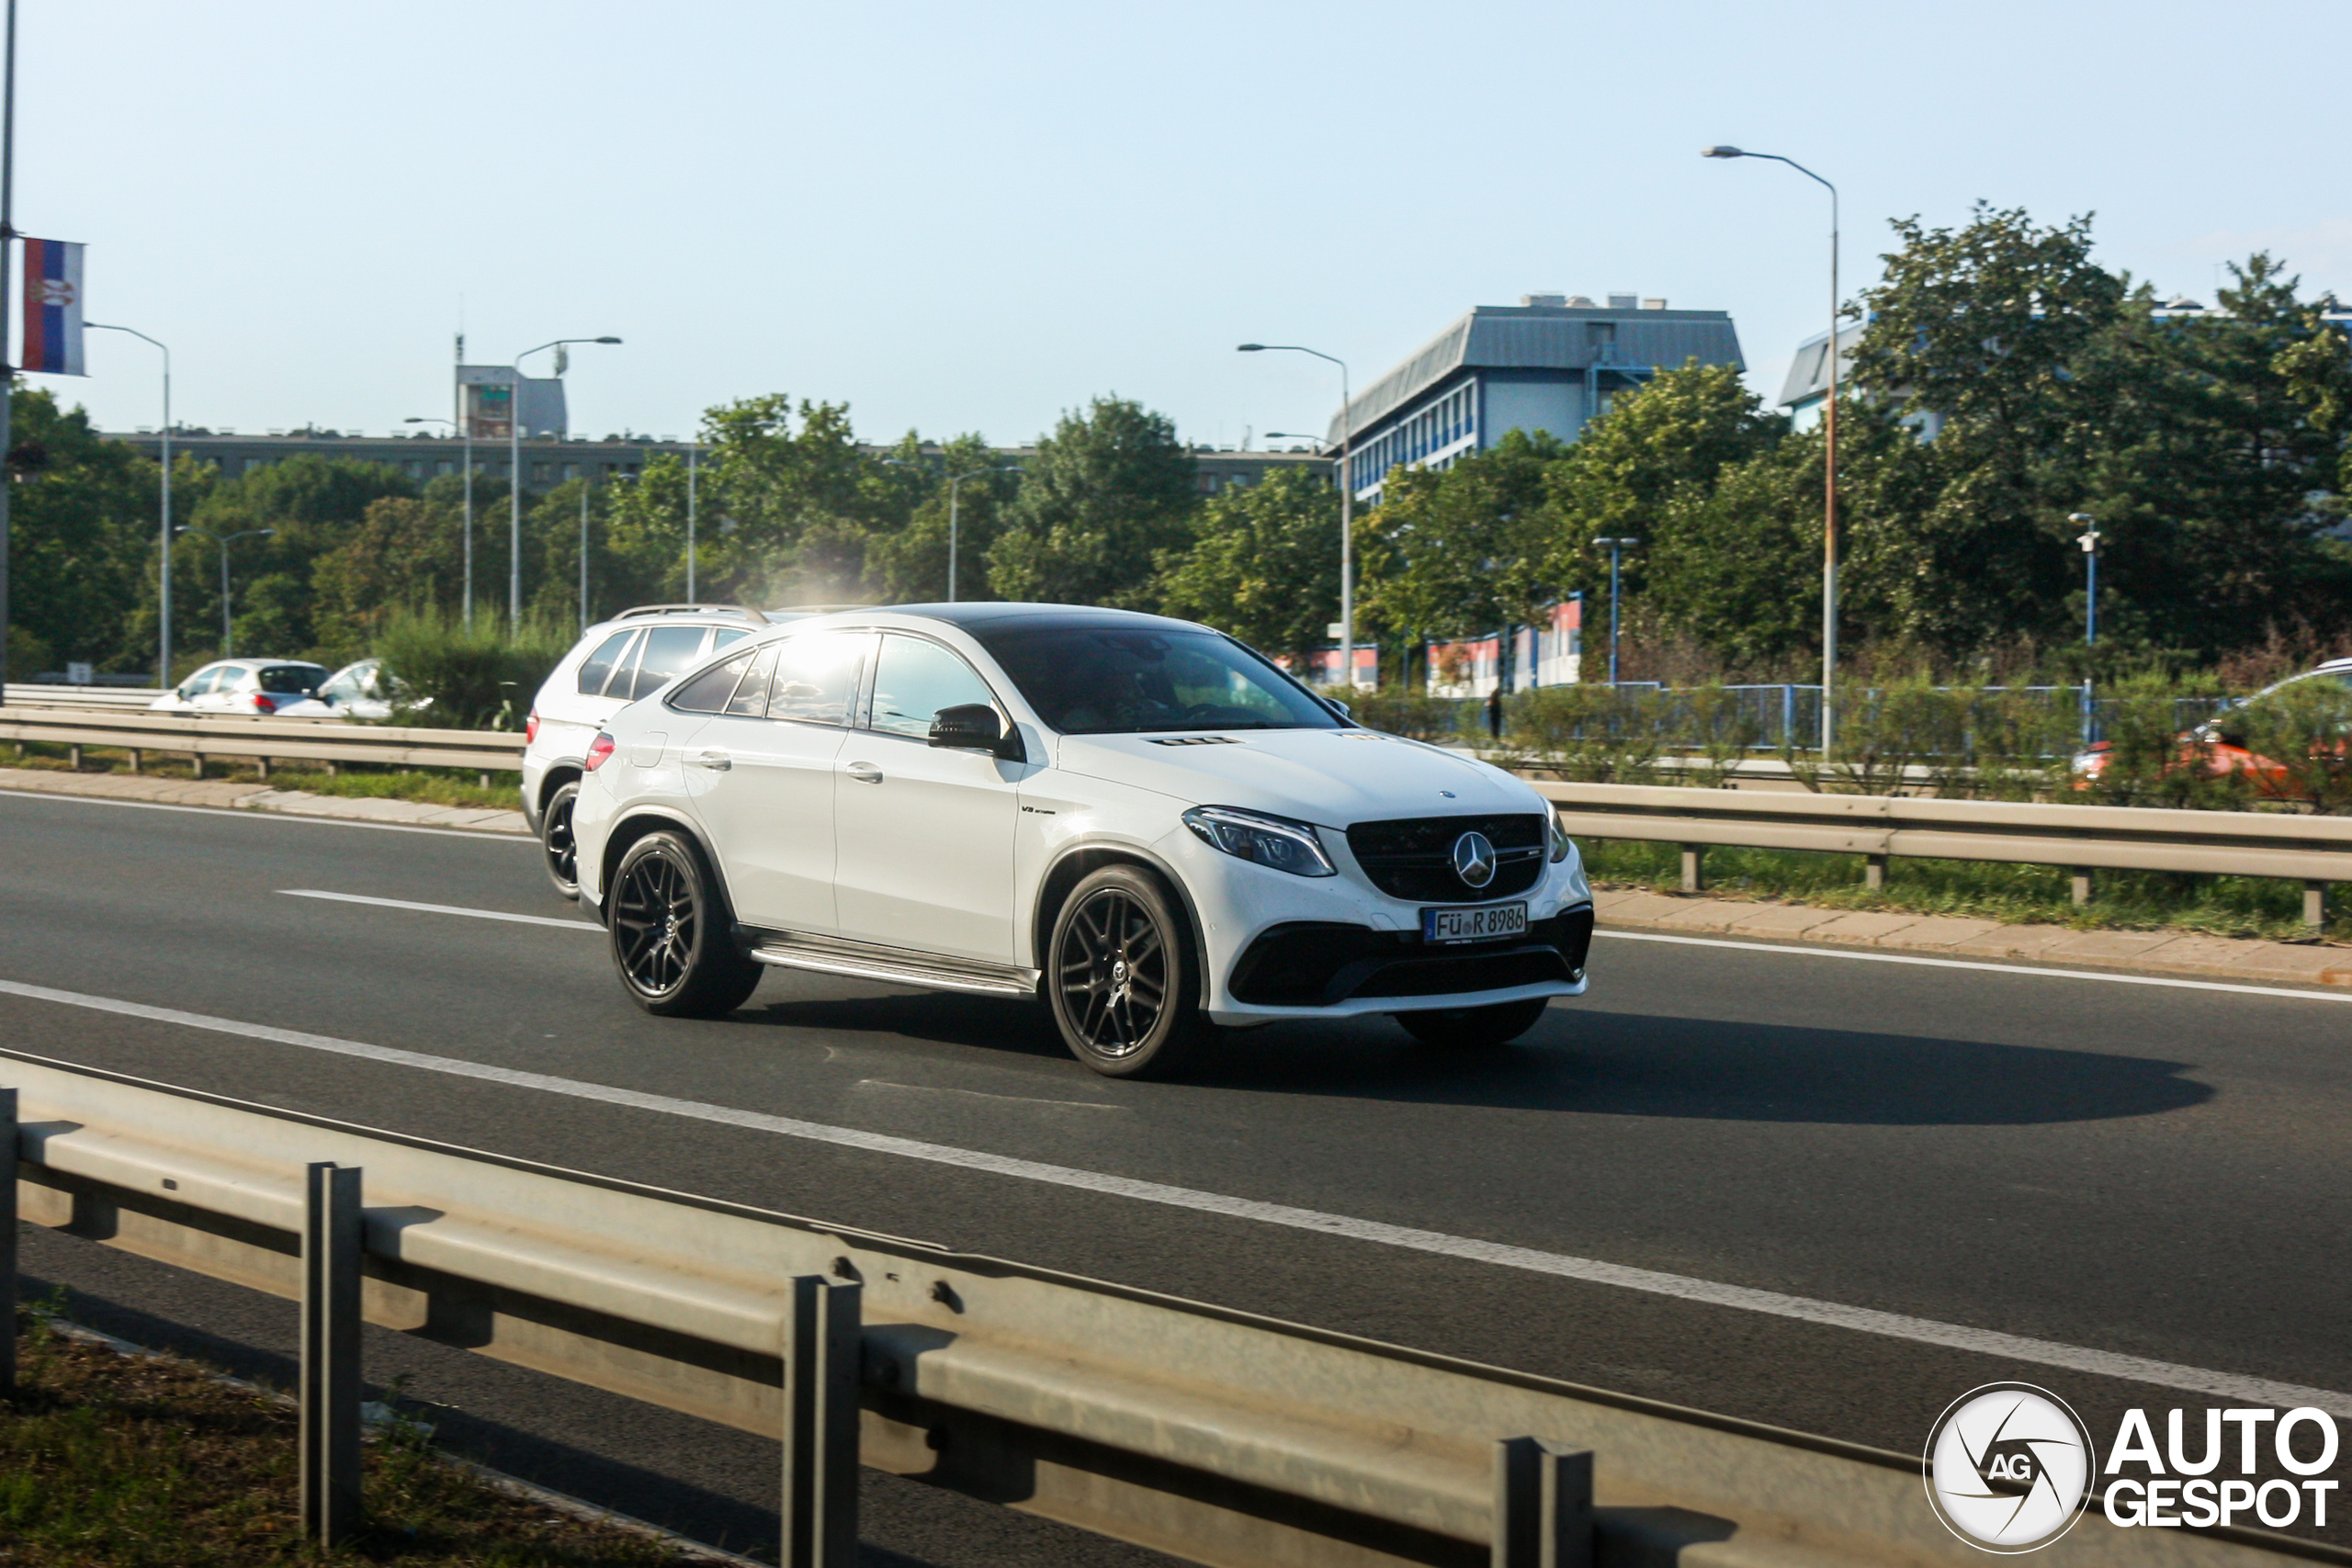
1421 902 1528 944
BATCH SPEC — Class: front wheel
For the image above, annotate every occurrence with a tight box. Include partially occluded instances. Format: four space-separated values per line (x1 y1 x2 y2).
1396 998 1549 1049
541 781 582 901
608 830 763 1018
1047 865 1210 1079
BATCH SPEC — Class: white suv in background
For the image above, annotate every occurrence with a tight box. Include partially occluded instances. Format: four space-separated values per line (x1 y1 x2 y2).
523 605 773 897
568 604 1594 1077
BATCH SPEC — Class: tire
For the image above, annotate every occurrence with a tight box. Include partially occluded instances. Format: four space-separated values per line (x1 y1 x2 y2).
607 829 763 1018
1046 864 1211 1079
1396 998 1549 1050
541 781 582 901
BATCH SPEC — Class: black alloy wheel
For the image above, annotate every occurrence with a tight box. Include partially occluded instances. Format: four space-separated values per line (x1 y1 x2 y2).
541 781 582 901
1047 865 1207 1078
1396 997 1550 1049
608 830 763 1018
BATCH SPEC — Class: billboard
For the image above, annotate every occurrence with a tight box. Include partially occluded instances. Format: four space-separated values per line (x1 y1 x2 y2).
457 365 566 440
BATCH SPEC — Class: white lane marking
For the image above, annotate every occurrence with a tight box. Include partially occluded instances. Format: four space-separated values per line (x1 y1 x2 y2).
0 976 2344 1416
854 1077 1127 1111
279 889 599 932
0 787 534 843
1597 929 2352 1003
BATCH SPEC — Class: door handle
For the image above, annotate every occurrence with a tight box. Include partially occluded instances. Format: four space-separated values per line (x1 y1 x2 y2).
845 761 883 784
688 749 732 771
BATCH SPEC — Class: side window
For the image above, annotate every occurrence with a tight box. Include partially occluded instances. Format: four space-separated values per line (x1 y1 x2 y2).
181 666 221 698
578 631 636 696
710 627 751 652
869 635 998 739
767 632 869 727
668 649 755 715
629 626 709 698
722 644 781 716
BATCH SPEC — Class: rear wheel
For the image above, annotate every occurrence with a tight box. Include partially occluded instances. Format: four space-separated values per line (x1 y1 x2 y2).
608 830 763 1017
1047 865 1209 1078
1396 998 1549 1049
541 781 582 900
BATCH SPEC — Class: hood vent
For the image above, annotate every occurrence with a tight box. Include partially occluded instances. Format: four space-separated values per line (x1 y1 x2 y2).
1147 736 1245 746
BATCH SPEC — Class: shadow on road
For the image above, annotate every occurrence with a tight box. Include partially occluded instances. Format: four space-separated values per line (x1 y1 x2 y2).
740 988 2211 1127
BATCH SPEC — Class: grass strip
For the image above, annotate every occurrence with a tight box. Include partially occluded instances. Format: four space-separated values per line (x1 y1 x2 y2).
0 1303 695 1565
1581 838 2349 943
3 741 517 811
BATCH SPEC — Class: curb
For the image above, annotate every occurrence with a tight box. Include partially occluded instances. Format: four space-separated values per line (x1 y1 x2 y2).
1591 888 2352 991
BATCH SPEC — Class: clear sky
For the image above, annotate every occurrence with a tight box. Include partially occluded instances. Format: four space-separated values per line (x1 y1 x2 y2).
29 0 2352 449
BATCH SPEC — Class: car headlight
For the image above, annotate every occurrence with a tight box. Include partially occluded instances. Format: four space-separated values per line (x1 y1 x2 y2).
1548 811 1573 863
1182 806 1336 877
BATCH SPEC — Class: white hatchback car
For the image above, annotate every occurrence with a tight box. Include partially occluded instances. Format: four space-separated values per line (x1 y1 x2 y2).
150 660 330 716
570 604 1593 1077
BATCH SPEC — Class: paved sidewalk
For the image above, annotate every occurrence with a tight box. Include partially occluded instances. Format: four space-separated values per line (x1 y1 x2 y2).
0 766 530 835
1593 886 2352 990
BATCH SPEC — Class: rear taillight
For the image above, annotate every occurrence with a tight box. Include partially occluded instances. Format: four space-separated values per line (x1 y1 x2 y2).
252 694 277 713
526 707 540 744
583 732 617 773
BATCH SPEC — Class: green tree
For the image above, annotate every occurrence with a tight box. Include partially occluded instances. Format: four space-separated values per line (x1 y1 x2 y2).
863 433 1021 604
1154 465 1340 660
986 397 1195 607
1357 428 1563 646
309 491 470 660
2 388 172 674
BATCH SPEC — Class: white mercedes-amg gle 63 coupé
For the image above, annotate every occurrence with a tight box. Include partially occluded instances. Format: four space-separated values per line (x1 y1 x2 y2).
570 604 1594 1077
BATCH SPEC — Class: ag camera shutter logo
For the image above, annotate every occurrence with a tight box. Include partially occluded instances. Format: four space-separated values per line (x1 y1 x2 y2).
1924 1383 2094 1552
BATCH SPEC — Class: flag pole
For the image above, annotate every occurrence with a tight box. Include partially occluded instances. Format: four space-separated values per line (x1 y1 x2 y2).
0 0 17 704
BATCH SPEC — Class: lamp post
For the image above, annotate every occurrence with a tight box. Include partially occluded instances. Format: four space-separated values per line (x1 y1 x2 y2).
508 336 620 624
175 525 273 657
2068 513 2100 647
1240 344 1355 689
1703 144 1840 752
1594 536 1640 684
685 442 698 602
404 414 473 627
877 458 1023 601
88 323 174 683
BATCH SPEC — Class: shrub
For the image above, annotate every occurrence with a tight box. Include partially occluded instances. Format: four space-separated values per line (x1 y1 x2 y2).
372 608 575 731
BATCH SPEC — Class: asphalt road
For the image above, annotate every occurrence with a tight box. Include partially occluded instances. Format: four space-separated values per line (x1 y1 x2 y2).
5 787 2350 1560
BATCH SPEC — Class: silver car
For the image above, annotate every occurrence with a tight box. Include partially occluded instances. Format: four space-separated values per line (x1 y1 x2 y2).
149 660 330 716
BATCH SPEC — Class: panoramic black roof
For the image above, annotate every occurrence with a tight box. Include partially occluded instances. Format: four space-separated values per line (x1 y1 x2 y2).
854 603 1201 633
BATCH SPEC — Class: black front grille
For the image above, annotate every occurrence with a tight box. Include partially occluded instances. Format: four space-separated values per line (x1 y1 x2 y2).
1344 813 1547 902
1227 906 1594 1007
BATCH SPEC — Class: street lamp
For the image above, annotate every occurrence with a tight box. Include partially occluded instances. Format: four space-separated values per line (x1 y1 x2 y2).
1240 344 1357 689
404 414 474 627
2069 513 2100 647
509 336 621 624
1704 144 1841 753
1594 537 1640 684
878 457 1024 602
87 323 175 683
175 525 273 657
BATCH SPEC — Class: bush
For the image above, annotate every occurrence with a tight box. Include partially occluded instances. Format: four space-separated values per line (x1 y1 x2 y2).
1792 677 2077 798
372 608 575 731
1344 691 1475 744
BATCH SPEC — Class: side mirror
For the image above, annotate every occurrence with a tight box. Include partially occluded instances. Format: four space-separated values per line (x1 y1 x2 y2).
929 703 1022 761
1328 697 1353 719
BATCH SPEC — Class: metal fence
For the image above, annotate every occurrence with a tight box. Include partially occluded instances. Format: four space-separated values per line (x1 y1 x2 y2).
0 1050 2320 1566
0 705 523 780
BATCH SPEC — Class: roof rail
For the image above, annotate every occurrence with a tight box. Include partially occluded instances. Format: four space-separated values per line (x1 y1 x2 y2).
614 604 771 624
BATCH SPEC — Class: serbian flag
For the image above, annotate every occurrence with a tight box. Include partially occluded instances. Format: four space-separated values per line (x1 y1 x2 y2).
21 238 85 376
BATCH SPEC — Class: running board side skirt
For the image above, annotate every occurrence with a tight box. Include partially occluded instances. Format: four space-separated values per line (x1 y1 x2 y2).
747 944 1039 998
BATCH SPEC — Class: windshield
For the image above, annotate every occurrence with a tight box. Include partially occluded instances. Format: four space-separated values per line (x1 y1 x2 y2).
974 624 1339 734
258 664 326 694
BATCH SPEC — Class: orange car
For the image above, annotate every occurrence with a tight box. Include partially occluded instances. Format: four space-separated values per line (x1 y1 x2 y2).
2070 659 2352 797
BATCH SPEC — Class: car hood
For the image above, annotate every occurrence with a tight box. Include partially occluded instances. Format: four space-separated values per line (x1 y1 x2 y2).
1052 729 1541 827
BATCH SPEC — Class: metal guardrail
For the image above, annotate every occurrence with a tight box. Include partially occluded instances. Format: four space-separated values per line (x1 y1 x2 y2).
0 705 524 777
0 1050 2323 1566
1536 781 2352 927
2 684 168 709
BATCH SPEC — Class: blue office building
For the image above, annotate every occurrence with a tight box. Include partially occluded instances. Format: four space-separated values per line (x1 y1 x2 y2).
1329 294 1745 502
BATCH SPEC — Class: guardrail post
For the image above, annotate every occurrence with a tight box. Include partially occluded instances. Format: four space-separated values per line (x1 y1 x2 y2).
2070 867 2094 906
780 1274 860 1567
1493 1435 1592 1568
127 747 141 774
189 749 204 780
0 1088 16 1393
2307 881 2329 931
256 754 271 781
300 1161 364 1548
1679 845 1705 894
1864 853 1887 891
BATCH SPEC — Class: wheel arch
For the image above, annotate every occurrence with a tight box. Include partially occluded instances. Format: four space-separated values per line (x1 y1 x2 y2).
537 761 583 816
1032 842 1213 1009
600 807 729 910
